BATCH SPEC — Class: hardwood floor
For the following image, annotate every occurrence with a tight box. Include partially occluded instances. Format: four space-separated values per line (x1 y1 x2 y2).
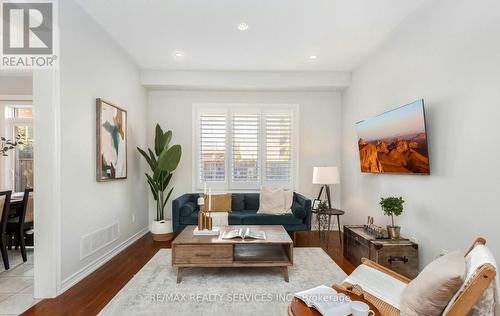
22 230 354 316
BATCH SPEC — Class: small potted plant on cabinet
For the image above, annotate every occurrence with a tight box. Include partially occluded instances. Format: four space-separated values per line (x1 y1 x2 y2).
379 196 405 239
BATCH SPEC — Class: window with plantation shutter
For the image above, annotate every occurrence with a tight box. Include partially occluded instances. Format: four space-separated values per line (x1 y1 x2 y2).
199 112 227 183
264 112 292 184
194 104 297 190
231 112 260 187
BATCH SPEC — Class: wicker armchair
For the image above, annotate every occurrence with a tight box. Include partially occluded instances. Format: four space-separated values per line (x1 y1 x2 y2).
334 238 497 316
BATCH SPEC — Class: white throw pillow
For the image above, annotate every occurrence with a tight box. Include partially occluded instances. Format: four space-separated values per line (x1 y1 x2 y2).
283 190 294 213
258 186 286 214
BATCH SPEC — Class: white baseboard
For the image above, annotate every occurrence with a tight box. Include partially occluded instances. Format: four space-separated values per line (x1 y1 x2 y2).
60 226 149 294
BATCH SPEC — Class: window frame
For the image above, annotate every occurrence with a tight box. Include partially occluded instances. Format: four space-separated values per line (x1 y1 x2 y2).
193 103 299 192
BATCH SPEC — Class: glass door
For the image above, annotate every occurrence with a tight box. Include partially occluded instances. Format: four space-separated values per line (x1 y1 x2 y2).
13 124 34 191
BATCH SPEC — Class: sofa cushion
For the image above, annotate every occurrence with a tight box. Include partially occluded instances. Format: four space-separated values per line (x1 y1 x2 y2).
228 212 242 225
232 209 258 215
179 211 198 225
231 194 245 211
400 250 466 316
180 201 197 217
240 213 303 225
291 201 307 219
244 193 260 210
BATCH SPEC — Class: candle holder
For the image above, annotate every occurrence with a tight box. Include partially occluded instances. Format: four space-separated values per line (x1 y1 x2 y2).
193 187 219 236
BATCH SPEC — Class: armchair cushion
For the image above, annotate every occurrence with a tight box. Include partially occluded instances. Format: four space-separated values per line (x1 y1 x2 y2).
180 201 197 217
400 251 466 316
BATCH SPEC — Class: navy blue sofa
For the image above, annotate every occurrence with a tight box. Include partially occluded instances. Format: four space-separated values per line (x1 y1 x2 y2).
172 193 312 232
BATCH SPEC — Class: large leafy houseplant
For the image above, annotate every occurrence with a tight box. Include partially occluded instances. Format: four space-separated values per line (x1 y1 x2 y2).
137 124 182 222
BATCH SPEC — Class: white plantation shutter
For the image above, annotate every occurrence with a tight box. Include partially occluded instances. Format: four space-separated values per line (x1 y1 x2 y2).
194 104 297 190
199 112 227 183
264 112 293 184
231 112 260 186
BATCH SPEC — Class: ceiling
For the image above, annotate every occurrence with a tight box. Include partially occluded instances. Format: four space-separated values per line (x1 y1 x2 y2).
76 0 429 71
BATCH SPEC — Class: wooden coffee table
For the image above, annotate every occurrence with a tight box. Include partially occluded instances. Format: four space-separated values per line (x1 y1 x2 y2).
172 225 293 283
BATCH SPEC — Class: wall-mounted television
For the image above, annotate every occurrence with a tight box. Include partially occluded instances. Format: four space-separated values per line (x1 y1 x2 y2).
356 99 430 174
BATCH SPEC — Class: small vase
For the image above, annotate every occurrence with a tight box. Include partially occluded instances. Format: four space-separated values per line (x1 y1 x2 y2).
387 225 401 239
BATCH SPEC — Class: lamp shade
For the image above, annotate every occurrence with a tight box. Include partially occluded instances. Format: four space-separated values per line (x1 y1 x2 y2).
312 166 340 184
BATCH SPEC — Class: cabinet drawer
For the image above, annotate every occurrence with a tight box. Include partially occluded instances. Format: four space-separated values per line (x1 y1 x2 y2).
370 243 418 279
174 245 233 264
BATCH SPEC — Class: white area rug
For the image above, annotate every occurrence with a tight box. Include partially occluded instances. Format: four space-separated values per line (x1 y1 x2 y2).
99 248 346 316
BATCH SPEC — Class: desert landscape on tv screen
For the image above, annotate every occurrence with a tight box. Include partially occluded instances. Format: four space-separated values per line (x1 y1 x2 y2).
356 100 430 174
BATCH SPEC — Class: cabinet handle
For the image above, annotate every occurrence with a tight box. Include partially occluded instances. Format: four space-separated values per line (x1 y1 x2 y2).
388 256 408 264
195 253 212 257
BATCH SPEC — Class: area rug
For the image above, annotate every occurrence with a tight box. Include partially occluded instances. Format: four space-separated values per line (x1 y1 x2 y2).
99 248 347 316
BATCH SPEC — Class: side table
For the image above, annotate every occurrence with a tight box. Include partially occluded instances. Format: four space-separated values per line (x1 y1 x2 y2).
312 208 345 246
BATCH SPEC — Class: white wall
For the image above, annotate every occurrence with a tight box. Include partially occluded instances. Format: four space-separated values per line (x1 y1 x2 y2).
0 74 32 95
341 0 500 267
148 90 342 222
141 70 351 91
58 0 148 284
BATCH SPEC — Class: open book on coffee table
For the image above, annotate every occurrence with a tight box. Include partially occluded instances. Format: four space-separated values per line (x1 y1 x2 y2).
221 227 266 240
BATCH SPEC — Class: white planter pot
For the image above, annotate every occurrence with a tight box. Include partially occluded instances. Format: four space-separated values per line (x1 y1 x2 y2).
151 220 173 241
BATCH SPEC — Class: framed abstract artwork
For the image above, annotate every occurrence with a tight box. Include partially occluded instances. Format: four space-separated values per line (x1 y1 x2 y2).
96 98 127 181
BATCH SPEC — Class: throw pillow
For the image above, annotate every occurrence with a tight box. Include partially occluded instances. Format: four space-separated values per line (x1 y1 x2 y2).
400 251 466 316
283 190 294 213
291 201 306 219
258 186 286 214
202 193 232 212
180 202 197 217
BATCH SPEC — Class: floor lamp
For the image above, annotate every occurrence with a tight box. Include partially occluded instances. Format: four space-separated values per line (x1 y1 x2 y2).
312 166 340 208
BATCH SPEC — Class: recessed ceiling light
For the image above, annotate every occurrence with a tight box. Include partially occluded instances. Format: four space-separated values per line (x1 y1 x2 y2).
174 51 184 58
309 55 318 60
237 22 249 31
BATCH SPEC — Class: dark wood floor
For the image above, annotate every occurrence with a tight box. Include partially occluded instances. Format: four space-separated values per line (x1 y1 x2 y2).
22 230 354 316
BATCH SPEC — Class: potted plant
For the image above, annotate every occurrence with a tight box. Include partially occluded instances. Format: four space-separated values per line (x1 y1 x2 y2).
317 200 329 235
379 196 405 239
1 134 23 156
137 124 182 241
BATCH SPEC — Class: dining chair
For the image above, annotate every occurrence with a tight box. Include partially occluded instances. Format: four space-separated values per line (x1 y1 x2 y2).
6 188 33 262
0 190 12 270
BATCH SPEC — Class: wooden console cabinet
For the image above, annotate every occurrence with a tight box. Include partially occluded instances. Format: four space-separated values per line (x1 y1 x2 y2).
343 225 419 279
